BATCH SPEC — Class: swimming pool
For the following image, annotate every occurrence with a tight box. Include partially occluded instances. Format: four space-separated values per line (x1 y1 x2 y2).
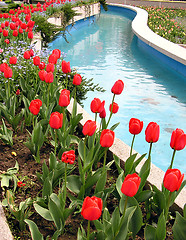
49 6 186 174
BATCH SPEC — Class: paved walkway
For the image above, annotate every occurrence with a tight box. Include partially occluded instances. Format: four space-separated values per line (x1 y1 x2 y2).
107 0 186 9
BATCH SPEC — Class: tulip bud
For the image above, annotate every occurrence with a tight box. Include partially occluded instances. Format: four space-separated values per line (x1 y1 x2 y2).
82 120 97 136
111 80 124 95
129 118 143 135
121 173 141 197
163 169 184 192
49 112 63 129
100 129 115 148
170 128 186 151
145 122 160 143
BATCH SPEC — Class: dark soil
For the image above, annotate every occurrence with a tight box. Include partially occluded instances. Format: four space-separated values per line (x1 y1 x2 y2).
0 124 174 240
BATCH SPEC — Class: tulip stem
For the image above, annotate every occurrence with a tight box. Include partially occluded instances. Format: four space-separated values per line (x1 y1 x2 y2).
130 135 135 156
95 112 97 123
47 83 50 110
169 149 176 169
114 196 128 239
148 142 153 160
8 78 10 99
87 220 90 240
106 94 115 128
54 129 57 156
84 136 87 165
165 191 172 221
103 148 107 172
64 163 67 206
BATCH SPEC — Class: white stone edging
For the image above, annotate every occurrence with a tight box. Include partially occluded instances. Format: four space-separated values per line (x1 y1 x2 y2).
109 4 186 66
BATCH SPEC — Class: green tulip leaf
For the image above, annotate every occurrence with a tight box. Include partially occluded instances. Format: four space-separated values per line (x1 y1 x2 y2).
135 190 153 202
33 203 53 221
95 171 107 193
67 175 82 194
111 207 120 235
156 212 166 240
24 219 44 240
124 153 138 176
49 152 57 171
173 211 186 240
144 224 156 240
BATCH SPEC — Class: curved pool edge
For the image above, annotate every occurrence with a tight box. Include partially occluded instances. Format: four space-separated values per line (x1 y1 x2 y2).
108 4 186 77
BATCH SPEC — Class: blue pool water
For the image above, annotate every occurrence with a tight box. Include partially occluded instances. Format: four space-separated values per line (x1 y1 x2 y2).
49 7 186 174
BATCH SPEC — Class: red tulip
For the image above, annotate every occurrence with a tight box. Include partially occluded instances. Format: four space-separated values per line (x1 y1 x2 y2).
90 98 105 113
81 196 103 221
100 129 115 148
48 53 58 64
1 23 5 28
0 63 8 72
5 21 9 27
16 89 20 95
121 173 141 197
59 89 70 107
4 39 10 44
109 102 119 114
23 51 31 59
38 70 47 81
170 128 186 151
46 63 54 73
12 30 18 37
45 72 54 83
29 49 34 57
4 66 13 78
73 74 82 85
111 80 124 95
163 169 184 192
29 99 42 115
33 56 40 66
39 62 45 70
129 118 143 135
10 22 16 30
19 28 23 34
49 112 63 129
82 120 97 136
9 56 17 65
61 60 71 73
145 122 160 143
61 150 75 164
99 108 106 118
21 22 27 29
52 49 61 59
3 29 8 37
28 31 33 39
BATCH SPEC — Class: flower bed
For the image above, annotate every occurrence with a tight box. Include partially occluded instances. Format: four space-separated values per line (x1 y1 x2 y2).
0 1 186 240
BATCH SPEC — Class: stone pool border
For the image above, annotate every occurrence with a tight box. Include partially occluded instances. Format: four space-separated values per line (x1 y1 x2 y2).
108 3 186 76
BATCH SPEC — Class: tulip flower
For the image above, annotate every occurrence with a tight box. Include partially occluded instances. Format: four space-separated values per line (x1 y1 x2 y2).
81 196 103 239
129 118 143 156
48 53 58 64
29 99 42 115
61 150 75 165
23 51 31 59
52 49 61 59
90 98 105 114
111 79 124 95
169 128 186 169
29 49 34 57
163 168 184 220
100 129 115 148
38 70 46 81
4 66 12 78
46 63 54 73
39 62 45 70
33 56 40 66
73 74 82 85
4 39 10 44
109 102 119 114
121 173 141 197
61 60 71 73
16 89 20 95
49 112 63 155
45 72 54 83
99 108 106 119
3 29 8 37
81 196 103 221
163 169 184 192
100 129 115 172
59 89 70 107
49 112 63 129
12 30 18 37
145 122 160 159
82 120 97 136
9 56 17 65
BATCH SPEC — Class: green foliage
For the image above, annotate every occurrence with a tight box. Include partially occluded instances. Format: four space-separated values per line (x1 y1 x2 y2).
32 15 65 44
173 208 186 240
0 119 13 146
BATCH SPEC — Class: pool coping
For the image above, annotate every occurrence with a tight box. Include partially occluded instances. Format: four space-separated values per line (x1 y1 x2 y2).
109 3 186 67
